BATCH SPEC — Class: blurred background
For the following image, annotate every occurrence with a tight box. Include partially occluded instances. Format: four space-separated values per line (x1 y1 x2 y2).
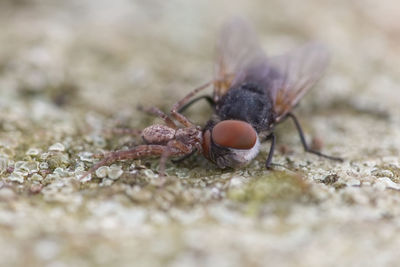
0 0 400 267
1 0 399 112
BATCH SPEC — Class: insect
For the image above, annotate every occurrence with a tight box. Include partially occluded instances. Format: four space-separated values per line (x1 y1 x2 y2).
175 18 343 169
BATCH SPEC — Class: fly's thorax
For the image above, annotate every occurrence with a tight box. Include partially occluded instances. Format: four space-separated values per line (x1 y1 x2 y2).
201 120 261 168
215 83 275 132
142 124 175 145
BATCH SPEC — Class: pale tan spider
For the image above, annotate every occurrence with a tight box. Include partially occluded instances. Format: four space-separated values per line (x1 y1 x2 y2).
80 82 212 181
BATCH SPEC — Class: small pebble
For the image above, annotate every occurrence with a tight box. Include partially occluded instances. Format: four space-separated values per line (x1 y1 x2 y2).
95 166 109 178
80 173 92 183
100 178 114 186
0 158 9 173
40 153 50 160
39 162 49 169
78 152 94 162
14 161 25 170
26 148 40 156
53 167 68 177
108 165 123 180
347 178 361 187
371 169 394 178
221 173 232 179
8 172 24 183
30 173 43 182
49 143 65 152
176 168 189 179
20 161 39 174
374 177 400 191
44 174 60 183
143 169 158 179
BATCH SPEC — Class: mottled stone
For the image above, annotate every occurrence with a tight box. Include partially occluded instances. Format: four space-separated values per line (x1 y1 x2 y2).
48 143 65 152
0 1 399 267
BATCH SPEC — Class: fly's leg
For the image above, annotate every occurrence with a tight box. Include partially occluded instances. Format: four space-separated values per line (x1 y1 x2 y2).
265 133 276 169
287 113 343 161
137 106 177 129
171 81 213 127
177 95 215 113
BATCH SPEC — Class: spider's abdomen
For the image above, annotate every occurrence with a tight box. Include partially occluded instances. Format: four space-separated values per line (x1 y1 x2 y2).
142 124 175 145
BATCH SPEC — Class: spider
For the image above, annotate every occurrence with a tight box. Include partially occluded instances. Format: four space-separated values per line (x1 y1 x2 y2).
79 100 205 181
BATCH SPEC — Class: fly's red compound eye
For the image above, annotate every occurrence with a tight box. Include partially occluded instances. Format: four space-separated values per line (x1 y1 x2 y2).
211 120 257 149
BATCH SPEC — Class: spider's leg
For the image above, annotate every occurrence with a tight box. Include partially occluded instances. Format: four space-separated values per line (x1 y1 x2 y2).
158 140 192 177
138 106 177 129
80 145 168 180
171 81 213 127
171 149 196 164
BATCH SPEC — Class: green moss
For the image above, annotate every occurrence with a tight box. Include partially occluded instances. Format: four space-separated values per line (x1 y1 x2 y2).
229 171 309 202
228 171 312 216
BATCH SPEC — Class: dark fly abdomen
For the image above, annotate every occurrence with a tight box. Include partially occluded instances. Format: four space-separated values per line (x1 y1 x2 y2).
215 83 275 132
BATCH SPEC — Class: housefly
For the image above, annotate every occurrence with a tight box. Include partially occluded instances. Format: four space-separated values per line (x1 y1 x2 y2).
174 18 343 169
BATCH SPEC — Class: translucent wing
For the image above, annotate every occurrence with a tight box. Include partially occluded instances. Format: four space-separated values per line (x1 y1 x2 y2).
213 18 269 102
268 43 330 122
214 19 329 123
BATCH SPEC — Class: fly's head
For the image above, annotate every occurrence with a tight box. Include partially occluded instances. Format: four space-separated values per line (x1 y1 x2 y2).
201 120 260 168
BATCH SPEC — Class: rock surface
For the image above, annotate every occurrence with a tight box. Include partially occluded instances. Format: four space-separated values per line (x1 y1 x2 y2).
0 0 400 266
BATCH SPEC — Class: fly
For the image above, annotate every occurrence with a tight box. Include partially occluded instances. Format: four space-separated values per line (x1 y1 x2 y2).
176 18 343 169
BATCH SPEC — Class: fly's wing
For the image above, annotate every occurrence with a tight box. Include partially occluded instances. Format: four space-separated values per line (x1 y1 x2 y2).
269 43 330 122
213 18 269 102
